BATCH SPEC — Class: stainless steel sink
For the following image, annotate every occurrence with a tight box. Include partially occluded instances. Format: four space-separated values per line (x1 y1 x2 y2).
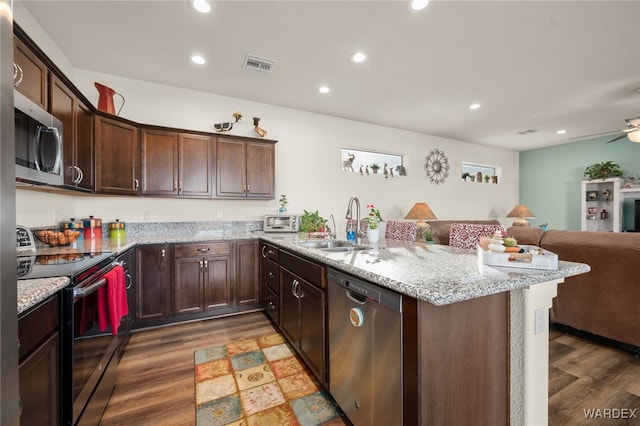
296 240 371 252
296 240 353 249
320 246 371 252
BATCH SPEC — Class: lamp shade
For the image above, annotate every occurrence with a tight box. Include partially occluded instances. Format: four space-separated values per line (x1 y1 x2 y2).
404 202 437 221
506 204 535 227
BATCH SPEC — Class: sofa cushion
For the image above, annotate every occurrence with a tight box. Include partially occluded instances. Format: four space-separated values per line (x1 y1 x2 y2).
449 223 505 249
427 220 501 245
505 226 545 246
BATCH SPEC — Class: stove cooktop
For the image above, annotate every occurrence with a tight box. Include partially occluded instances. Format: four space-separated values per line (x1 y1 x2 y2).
17 252 115 280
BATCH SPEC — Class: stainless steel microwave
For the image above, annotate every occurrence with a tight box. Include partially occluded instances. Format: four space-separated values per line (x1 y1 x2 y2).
15 90 64 186
264 215 299 232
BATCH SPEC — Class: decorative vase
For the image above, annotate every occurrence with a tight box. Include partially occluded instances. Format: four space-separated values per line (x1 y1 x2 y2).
367 228 380 243
377 221 386 238
279 207 287 214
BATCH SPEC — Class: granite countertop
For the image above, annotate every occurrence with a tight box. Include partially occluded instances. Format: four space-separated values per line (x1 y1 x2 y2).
260 234 591 306
17 230 263 314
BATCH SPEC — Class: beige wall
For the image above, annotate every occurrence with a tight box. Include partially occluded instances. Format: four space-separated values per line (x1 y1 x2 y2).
14 3 520 234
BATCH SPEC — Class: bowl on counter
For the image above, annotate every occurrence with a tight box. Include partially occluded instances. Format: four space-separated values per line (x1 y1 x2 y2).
34 229 82 247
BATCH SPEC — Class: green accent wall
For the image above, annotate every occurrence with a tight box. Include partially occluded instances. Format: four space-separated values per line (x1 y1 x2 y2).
520 136 640 231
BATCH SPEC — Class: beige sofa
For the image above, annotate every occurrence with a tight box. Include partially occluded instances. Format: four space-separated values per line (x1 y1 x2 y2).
506 227 640 353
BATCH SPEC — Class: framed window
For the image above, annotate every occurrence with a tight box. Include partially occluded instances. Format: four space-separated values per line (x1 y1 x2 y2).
462 162 500 183
341 148 406 176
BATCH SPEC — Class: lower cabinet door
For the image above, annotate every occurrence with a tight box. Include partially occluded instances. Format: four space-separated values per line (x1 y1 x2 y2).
298 280 326 384
19 331 60 426
174 257 205 315
279 268 300 346
204 255 232 310
264 286 280 325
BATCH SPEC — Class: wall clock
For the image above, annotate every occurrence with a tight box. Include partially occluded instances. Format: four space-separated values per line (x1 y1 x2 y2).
424 148 449 185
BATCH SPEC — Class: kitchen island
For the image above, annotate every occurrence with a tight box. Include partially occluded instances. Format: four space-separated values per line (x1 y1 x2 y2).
259 233 590 426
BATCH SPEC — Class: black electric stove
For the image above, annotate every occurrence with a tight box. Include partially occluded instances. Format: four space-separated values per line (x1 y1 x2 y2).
17 252 115 281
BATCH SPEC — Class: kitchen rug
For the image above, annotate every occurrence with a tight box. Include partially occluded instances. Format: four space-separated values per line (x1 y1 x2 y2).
194 333 344 426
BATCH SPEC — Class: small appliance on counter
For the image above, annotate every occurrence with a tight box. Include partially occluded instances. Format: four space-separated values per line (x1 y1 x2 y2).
263 214 299 233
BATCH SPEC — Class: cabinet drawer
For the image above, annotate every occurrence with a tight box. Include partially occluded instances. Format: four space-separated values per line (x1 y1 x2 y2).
266 259 279 293
279 250 326 289
264 286 279 325
174 242 231 257
19 293 59 361
262 243 279 262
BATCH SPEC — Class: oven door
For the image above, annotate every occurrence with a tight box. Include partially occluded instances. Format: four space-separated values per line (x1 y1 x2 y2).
62 270 118 425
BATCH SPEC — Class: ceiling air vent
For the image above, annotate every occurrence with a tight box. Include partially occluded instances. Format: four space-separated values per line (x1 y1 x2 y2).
516 129 538 135
242 54 276 74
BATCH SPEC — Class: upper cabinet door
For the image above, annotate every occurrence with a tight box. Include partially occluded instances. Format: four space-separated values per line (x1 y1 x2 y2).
95 115 140 195
216 138 247 198
14 36 48 109
140 129 179 196
246 141 275 199
179 133 213 197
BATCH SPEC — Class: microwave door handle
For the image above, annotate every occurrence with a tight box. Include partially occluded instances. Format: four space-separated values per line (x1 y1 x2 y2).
33 126 62 173
73 277 107 298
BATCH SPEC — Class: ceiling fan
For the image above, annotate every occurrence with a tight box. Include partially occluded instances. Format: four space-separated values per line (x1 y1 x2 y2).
571 117 640 143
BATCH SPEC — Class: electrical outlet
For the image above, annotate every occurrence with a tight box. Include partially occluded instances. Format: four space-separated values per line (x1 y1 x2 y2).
534 308 545 335
217 211 223 219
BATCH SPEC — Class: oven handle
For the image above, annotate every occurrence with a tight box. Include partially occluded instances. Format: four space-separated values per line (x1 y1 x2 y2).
73 277 107 298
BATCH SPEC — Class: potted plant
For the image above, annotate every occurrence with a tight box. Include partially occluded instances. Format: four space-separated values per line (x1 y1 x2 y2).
299 210 327 234
484 174 491 183
423 225 434 243
370 163 380 174
584 161 624 180
278 194 288 214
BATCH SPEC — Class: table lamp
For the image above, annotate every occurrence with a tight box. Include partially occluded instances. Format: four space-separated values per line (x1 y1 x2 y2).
507 204 535 227
405 202 437 226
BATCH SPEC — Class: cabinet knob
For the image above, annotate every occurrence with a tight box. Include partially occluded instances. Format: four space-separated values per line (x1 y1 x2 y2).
268 272 274 278
161 249 166 259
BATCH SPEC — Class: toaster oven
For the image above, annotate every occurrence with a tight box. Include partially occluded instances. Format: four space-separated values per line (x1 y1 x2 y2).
263 215 299 233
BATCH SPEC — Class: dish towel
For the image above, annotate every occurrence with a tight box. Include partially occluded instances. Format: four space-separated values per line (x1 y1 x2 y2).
97 264 128 335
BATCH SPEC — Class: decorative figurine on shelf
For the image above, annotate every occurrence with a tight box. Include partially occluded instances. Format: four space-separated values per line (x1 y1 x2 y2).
342 153 355 172
253 117 267 138
602 189 611 201
365 165 370 176
233 111 243 122
383 163 389 178
359 165 363 175
396 165 407 176
390 168 394 178
624 175 637 188
278 194 288 215
214 122 233 132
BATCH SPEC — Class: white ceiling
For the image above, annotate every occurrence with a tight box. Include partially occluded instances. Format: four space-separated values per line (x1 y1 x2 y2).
20 0 640 151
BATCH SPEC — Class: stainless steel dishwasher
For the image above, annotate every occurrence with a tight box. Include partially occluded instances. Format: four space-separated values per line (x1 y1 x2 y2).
328 268 403 425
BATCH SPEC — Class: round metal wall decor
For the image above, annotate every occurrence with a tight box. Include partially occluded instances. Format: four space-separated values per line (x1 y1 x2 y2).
424 148 449 185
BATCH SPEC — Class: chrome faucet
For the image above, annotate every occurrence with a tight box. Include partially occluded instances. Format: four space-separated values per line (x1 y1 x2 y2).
345 196 365 241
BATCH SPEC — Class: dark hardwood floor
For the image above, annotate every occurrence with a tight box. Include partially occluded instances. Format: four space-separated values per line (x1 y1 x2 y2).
548 328 640 425
100 313 640 425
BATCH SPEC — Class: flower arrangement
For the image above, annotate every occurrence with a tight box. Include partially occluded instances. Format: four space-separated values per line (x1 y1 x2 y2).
365 204 383 230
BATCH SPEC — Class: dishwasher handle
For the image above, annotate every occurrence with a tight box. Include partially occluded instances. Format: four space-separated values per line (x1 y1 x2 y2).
345 288 367 304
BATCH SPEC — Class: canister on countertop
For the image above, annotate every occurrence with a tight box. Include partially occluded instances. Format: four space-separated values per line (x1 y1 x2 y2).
83 215 102 240
109 219 126 241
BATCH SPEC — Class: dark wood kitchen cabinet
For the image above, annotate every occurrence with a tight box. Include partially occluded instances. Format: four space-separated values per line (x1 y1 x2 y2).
141 128 213 197
95 114 140 195
235 240 261 308
135 244 171 325
173 242 233 315
260 242 280 325
278 250 327 385
216 137 275 199
18 293 60 426
13 35 48 109
50 74 94 191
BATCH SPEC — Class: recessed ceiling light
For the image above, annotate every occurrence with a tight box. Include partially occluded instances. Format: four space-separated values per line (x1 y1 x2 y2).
556 129 567 135
191 55 206 65
409 0 429 11
469 103 481 110
318 86 330 94
351 52 366 63
192 0 211 13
